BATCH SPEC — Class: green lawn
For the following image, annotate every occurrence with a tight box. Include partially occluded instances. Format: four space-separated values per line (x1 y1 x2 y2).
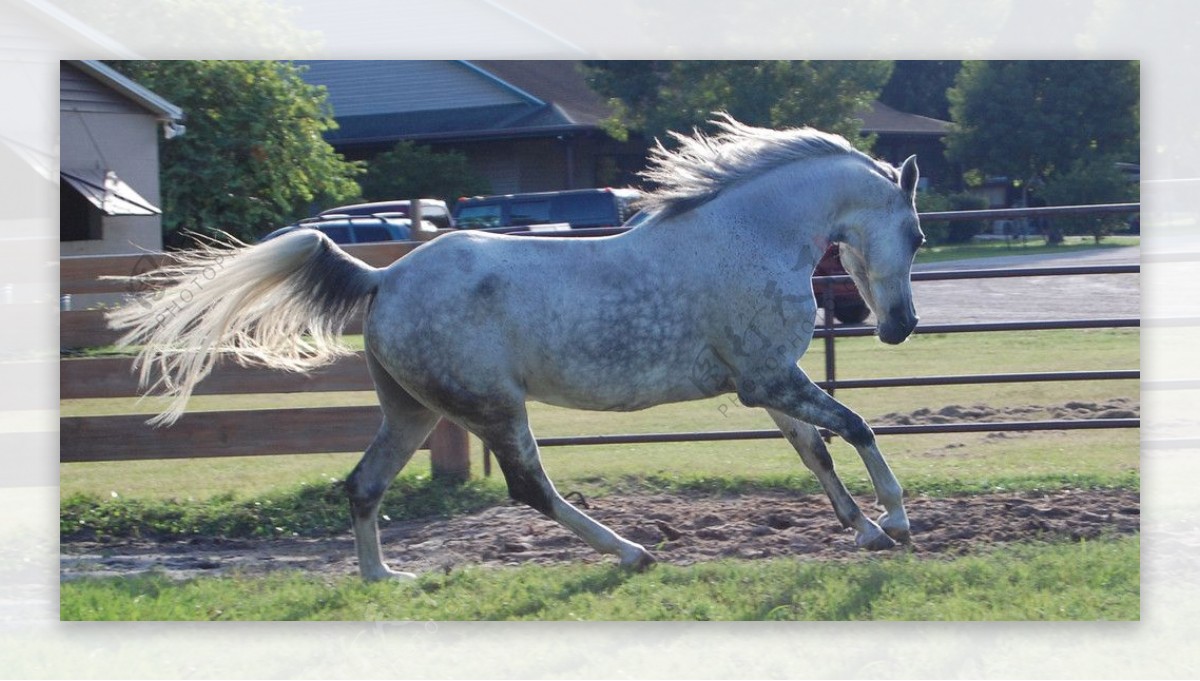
914 234 1138 264
60 535 1139 621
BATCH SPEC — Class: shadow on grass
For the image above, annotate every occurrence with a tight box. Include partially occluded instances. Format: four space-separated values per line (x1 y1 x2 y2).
62 475 509 541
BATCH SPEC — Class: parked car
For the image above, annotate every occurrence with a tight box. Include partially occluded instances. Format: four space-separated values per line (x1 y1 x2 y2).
814 244 870 324
318 198 455 230
261 214 438 245
453 188 641 231
620 211 869 325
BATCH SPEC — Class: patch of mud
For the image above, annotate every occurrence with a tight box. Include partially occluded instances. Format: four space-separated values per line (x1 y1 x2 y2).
61 488 1139 581
875 398 1139 427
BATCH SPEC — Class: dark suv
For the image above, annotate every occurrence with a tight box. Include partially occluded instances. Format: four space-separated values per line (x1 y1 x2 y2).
453 188 641 231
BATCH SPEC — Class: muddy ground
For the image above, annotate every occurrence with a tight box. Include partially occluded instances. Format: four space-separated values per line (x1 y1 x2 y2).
61 398 1139 581
61 487 1139 581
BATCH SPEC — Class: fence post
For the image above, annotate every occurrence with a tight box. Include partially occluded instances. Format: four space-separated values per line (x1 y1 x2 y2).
821 283 837 397
411 198 433 241
429 418 471 483
821 282 837 443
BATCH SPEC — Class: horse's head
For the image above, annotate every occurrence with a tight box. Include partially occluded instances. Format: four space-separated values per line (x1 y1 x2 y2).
835 155 923 345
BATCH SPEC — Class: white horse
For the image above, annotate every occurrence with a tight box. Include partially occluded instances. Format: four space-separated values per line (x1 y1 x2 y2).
109 115 924 581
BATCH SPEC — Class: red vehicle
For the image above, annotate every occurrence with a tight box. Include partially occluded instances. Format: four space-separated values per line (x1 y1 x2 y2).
624 211 870 325
813 244 870 324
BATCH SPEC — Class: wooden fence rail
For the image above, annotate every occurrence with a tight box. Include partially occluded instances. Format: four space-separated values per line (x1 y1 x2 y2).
60 238 471 479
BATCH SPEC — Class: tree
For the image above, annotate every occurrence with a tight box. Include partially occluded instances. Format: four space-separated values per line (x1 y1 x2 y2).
1040 155 1138 243
944 61 1139 194
359 143 490 204
583 61 894 147
109 60 362 245
878 60 961 120
915 190 989 245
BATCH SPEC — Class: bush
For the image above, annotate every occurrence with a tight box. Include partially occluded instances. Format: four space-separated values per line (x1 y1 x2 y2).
917 191 989 245
1038 157 1138 243
359 142 491 204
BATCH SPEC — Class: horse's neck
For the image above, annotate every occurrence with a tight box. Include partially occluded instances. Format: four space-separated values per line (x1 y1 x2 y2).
663 158 862 266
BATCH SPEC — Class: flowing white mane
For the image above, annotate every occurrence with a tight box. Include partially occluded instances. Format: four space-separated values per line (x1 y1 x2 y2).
638 113 895 219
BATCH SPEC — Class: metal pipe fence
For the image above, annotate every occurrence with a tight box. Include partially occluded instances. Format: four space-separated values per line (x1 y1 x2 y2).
499 202 1140 465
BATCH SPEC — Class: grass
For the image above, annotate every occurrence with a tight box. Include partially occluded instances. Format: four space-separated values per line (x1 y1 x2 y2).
60 534 1139 621
913 234 1138 264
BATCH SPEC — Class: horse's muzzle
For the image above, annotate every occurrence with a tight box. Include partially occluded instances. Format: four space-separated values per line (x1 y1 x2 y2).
878 309 918 345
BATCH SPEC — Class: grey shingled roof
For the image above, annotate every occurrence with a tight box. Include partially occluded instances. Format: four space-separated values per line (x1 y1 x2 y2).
297 60 611 146
857 100 949 136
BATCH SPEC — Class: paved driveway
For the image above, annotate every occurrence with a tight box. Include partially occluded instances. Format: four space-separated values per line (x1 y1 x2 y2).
906 246 1140 326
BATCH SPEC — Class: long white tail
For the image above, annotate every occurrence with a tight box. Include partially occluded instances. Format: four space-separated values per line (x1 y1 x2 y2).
106 230 381 426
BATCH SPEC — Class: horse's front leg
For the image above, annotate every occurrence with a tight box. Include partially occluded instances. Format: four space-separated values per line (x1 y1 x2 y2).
765 410 896 550
739 365 910 545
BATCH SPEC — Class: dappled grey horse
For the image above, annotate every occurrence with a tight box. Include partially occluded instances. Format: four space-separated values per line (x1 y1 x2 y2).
109 115 924 580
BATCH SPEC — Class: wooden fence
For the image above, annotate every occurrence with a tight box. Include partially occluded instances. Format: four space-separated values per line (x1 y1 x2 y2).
59 238 473 481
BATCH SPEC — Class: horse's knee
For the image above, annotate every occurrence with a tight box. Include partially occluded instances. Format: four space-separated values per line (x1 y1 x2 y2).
345 465 386 518
841 414 874 448
493 455 554 516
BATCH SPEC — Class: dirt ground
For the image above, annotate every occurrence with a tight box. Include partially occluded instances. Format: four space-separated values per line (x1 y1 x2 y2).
60 486 1139 581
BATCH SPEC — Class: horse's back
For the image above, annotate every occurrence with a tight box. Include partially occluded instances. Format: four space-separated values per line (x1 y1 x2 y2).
367 229 725 411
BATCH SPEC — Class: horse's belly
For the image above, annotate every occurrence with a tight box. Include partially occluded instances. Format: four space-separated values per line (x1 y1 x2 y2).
523 349 731 412
527 376 713 412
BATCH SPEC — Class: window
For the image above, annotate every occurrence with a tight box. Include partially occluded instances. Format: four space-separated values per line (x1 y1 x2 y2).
456 204 503 229
60 178 102 241
551 193 617 226
510 200 551 226
319 225 352 244
353 224 396 243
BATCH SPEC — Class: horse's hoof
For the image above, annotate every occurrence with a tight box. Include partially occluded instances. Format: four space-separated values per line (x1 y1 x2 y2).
855 527 898 551
362 568 418 583
879 512 912 545
621 549 657 572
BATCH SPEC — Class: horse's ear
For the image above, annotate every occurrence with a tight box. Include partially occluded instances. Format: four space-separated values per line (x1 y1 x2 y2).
900 155 919 201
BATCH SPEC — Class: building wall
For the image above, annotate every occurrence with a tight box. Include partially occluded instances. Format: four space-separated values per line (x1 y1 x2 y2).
59 63 164 257
436 135 602 196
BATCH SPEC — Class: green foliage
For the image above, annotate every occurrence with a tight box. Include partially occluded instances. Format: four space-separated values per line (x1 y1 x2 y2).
108 60 362 244
61 535 1139 620
945 61 1139 189
916 190 989 244
359 142 491 203
582 61 893 147
878 60 961 120
1040 156 1139 242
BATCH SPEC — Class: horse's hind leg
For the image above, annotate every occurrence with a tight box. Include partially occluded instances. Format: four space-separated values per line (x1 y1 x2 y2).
345 352 441 581
767 410 895 550
480 410 654 571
